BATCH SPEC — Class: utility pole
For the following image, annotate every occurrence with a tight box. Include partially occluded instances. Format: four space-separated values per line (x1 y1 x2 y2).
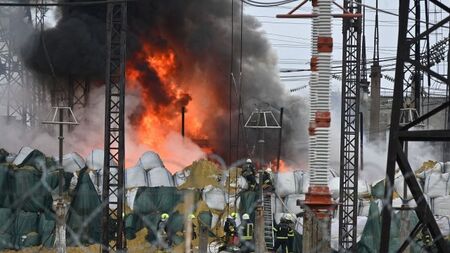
42 107 79 253
101 2 127 252
369 0 381 142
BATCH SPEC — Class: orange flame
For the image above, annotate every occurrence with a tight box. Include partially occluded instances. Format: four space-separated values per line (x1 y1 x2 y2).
126 43 213 171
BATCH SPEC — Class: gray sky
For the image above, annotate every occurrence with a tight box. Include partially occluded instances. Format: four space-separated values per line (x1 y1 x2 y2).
244 1 400 97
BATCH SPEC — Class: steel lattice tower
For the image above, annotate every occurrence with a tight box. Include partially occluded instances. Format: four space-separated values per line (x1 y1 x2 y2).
0 9 30 125
101 2 127 252
380 1 450 252
338 0 361 251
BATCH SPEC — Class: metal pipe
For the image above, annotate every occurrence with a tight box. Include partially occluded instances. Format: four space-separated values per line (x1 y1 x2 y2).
181 106 185 138
58 108 64 196
360 112 364 171
276 107 284 172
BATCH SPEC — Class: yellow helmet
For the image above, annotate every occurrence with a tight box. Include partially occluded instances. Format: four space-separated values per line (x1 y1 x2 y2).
161 213 169 220
230 212 237 218
188 214 196 219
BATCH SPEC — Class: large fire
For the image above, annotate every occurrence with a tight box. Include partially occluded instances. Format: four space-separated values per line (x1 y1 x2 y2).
126 43 215 171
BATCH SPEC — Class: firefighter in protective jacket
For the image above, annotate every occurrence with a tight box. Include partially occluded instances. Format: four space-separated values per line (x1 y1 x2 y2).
224 212 238 245
273 217 294 253
239 213 254 253
242 159 257 190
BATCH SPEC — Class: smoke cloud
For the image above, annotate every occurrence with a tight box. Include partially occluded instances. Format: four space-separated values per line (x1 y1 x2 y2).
18 0 308 166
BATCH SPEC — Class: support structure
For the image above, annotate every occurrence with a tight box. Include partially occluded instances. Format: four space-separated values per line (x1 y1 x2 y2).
0 9 29 125
338 0 361 251
68 77 90 112
380 1 450 252
101 2 127 252
369 0 381 142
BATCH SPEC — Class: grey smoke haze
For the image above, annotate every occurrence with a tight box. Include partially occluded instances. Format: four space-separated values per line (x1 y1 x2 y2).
19 0 308 165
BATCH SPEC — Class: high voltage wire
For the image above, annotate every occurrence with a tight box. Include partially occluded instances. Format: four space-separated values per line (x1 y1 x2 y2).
0 0 136 6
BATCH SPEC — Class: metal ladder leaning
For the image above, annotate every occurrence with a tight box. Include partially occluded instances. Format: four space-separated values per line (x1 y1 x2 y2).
263 191 274 250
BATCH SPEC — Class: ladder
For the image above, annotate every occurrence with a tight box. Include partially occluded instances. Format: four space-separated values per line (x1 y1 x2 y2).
263 192 274 250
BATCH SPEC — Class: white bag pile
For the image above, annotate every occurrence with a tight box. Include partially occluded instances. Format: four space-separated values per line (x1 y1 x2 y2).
284 194 305 215
432 196 450 217
136 151 174 187
202 185 226 211
54 152 86 173
275 170 309 197
329 178 371 200
423 171 450 198
125 166 147 189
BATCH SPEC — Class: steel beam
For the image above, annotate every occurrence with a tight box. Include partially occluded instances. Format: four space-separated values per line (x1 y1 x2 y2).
380 1 449 252
101 2 127 252
338 0 361 252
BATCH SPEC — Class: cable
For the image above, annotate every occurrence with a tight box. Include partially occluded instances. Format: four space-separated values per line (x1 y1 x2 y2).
348 0 449 28
242 0 296 7
0 0 136 6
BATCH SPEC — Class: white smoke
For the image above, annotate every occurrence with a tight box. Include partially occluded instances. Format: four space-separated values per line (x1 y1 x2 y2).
0 87 205 172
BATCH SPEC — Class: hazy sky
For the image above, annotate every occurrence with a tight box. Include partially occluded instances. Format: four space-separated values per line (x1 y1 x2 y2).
244 1 401 97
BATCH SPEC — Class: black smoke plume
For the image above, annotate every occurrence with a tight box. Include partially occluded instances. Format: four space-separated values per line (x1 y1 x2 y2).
22 0 308 166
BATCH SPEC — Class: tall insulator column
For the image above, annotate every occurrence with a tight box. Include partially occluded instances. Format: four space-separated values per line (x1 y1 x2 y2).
308 0 319 189
302 0 335 252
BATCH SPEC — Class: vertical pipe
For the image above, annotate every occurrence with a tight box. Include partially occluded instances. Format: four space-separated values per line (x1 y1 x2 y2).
181 106 185 138
276 107 284 172
360 112 364 171
58 108 64 196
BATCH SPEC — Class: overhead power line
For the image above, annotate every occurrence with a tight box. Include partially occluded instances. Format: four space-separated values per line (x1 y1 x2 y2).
0 0 135 6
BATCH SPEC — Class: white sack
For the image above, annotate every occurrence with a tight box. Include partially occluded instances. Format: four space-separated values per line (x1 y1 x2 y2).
329 177 370 199
433 196 450 216
54 152 86 173
331 216 367 251
13 146 35 165
435 216 450 237
137 151 164 170
275 170 309 197
126 188 139 210
126 166 147 189
173 169 191 187
145 167 174 187
394 172 415 200
86 149 105 171
284 194 305 215
203 185 226 211
424 171 450 198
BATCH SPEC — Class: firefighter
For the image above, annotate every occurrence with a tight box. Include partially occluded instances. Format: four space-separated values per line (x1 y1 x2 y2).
157 213 171 250
188 213 197 240
262 167 273 190
285 214 295 253
242 159 257 190
273 217 294 253
239 213 254 253
224 212 238 248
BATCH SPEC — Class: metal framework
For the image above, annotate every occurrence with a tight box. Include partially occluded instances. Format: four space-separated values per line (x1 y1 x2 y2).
403 0 422 113
338 0 361 251
101 2 127 252
68 77 90 111
0 10 29 125
380 1 450 252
